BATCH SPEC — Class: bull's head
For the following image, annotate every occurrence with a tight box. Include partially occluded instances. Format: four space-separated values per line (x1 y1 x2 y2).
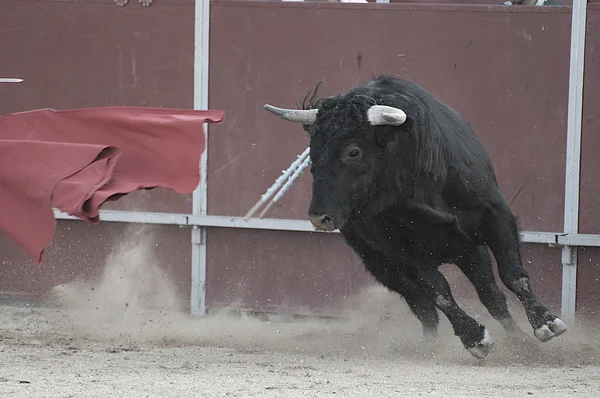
264 93 408 232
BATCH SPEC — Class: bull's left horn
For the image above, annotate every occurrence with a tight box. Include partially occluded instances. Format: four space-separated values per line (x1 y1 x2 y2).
264 104 318 125
367 105 407 126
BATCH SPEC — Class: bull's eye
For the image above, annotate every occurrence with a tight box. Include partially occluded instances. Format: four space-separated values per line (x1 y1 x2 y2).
343 147 363 162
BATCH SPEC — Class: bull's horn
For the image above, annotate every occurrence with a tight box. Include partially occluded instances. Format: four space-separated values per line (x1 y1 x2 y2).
367 105 407 126
264 104 318 125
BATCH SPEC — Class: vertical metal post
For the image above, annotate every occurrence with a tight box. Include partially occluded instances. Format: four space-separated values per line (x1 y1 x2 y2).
561 246 578 323
561 0 588 324
191 0 211 316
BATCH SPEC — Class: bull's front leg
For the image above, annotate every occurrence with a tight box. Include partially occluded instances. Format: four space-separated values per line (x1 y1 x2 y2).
403 294 439 340
414 266 494 359
340 224 440 340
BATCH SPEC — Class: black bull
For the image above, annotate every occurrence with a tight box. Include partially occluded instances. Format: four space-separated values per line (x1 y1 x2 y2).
263 75 567 359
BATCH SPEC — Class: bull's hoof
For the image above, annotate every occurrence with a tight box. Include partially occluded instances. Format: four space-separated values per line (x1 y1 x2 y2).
422 328 439 343
534 317 568 342
466 328 494 359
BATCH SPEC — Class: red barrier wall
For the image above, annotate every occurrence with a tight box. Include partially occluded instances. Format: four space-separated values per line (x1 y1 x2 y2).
0 0 195 214
0 0 594 321
0 0 194 307
575 5 600 320
206 1 571 315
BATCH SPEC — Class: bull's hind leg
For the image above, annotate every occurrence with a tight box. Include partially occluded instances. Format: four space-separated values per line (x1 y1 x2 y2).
415 267 494 359
456 246 525 336
483 199 567 342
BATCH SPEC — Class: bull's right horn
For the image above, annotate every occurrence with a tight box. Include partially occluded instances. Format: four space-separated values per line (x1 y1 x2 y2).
264 104 318 125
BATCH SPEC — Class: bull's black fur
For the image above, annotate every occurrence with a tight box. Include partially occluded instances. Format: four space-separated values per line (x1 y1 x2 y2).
289 75 566 358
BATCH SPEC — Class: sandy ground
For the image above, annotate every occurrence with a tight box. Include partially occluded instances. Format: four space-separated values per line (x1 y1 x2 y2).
1 228 600 397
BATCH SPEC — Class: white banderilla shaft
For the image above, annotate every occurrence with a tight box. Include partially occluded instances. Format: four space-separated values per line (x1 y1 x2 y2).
243 146 310 220
258 153 312 219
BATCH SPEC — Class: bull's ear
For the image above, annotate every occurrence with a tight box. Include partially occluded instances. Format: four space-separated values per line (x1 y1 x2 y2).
367 105 407 126
374 120 410 149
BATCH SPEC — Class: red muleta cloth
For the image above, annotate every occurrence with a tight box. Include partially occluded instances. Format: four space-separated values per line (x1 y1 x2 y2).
0 106 224 263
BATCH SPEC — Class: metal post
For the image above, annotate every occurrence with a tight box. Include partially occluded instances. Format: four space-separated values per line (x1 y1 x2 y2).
561 246 578 323
561 0 588 324
191 0 211 316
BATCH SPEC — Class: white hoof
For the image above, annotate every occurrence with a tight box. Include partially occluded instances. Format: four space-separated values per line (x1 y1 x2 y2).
534 318 568 342
467 328 494 359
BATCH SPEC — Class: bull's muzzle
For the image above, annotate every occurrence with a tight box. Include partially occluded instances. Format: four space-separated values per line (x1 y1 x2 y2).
309 214 336 231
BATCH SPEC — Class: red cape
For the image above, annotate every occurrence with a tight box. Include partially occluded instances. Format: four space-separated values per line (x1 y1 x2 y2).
0 106 224 263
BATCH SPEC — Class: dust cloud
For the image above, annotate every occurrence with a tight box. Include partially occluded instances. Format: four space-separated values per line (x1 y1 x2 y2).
47 225 600 367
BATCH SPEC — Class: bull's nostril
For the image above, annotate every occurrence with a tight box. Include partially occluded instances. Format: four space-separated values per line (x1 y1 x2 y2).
309 214 335 231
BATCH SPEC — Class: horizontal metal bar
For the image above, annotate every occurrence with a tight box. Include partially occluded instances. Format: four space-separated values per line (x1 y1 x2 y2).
558 234 600 247
190 215 324 232
52 209 325 232
520 231 562 245
215 1 572 14
52 209 583 245
53 210 190 225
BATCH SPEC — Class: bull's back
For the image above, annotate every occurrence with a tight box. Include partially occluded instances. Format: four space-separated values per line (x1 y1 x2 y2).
434 100 500 192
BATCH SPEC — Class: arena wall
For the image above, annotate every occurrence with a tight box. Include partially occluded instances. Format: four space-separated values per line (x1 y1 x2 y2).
1 0 598 321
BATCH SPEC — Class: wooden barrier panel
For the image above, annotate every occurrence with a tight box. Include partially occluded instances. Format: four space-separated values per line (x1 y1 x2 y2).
206 228 564 317
0 0 584 318
0 0 195 214
0 222 192 307
206 2 571 315
576 247 600 320
573 4 600 322
208 2 570 234
579 6 600 235
0 0 196 304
